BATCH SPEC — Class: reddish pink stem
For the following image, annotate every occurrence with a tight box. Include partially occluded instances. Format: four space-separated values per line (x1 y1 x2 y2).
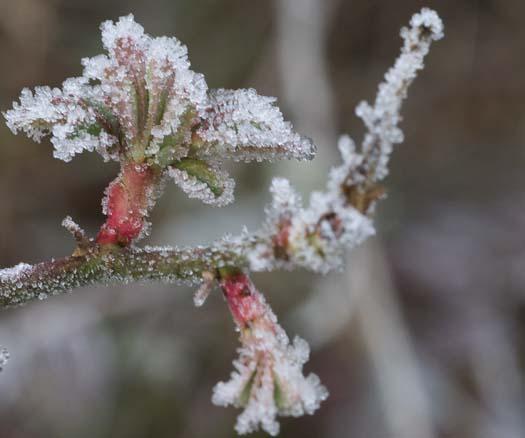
219 273 266 328
96 162 157 246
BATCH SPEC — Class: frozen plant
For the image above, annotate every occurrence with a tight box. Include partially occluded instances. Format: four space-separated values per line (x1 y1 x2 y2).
213 273 328 436
0 9 443 436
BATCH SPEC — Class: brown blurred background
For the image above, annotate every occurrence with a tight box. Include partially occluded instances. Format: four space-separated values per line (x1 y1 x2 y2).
1 0 524 437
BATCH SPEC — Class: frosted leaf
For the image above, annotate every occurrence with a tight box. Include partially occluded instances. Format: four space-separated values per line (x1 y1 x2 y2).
3 79 117 162
4 14 322 215
5 14 209 164
167 163 234 207
196 88 315 163
213 322 328 436
145 38 207 157
356 7 443 181
213 276 328 435
0 347 9 372
100 13 148 54
82 14 208 153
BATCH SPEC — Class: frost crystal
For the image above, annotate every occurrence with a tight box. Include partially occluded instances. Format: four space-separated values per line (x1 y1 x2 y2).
168 165 235 207
3 79 117 162
286 189 374 274
193 271 215 307
197 89 315 162
214 275 328 435
0 8 444 436
4 14 313 207
355 7 443 181
0 263 33 283
242 8 443 274
247 140 374 275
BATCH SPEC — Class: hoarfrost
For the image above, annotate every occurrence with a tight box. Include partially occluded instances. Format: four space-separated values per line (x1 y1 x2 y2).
246 139 374 274
197 89 315 162
3 80 117 162
0 8 444 436
213 277 327 435
242 8 443 274
4 14 312 208
168 165 235 207
193 271 215 307
0 263 33 283
356 7 443 182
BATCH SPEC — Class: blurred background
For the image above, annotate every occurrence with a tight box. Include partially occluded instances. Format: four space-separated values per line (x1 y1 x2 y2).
1 0 524 437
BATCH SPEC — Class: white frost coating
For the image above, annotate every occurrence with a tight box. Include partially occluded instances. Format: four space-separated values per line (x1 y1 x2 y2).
5 14 207 162
267 177 302 221
212 288 328 436
0 347 9 371
356 7 443 181
4 14 312 210
245 8 442 273
82 14 208 151
287 190 375 274
100 13 148 53
197 89 315 162
193 271 215 307
167 166 235 207
248 139 374 274
61 215 86 239
0 263 33 282
327 135 365 192
3 79 117 162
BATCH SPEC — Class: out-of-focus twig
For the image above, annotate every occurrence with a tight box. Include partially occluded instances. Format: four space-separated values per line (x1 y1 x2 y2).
351 239 435 438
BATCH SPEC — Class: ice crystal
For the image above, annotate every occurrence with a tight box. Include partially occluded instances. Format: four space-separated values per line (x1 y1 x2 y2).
286 191 374 274
0 263 33 283
266 177 302 223
196 89 315 162
4 14 313 207
213 276 327 435
326 135 365 192
0 347 9 371
193 271 215 307
356 7 443 181
3 79 117 162
247 139 374 275
242 8 444 275
168 164 235 207
82 14 208 158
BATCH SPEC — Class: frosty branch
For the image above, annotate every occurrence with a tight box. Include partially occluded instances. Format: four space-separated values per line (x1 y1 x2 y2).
0 9 443 436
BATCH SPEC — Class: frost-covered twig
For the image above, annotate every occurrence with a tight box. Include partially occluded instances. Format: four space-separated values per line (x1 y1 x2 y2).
0 8 443 435
355 8 443 185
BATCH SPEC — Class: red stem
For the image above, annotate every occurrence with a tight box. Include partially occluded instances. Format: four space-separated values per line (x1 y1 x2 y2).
219 273 266 328
96 162 157 246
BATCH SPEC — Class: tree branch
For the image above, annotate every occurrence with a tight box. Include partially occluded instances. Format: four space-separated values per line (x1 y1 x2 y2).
0 243 248 307
1 8 444 315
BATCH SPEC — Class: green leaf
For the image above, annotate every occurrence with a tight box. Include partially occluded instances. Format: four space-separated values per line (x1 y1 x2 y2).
173 158 225 197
